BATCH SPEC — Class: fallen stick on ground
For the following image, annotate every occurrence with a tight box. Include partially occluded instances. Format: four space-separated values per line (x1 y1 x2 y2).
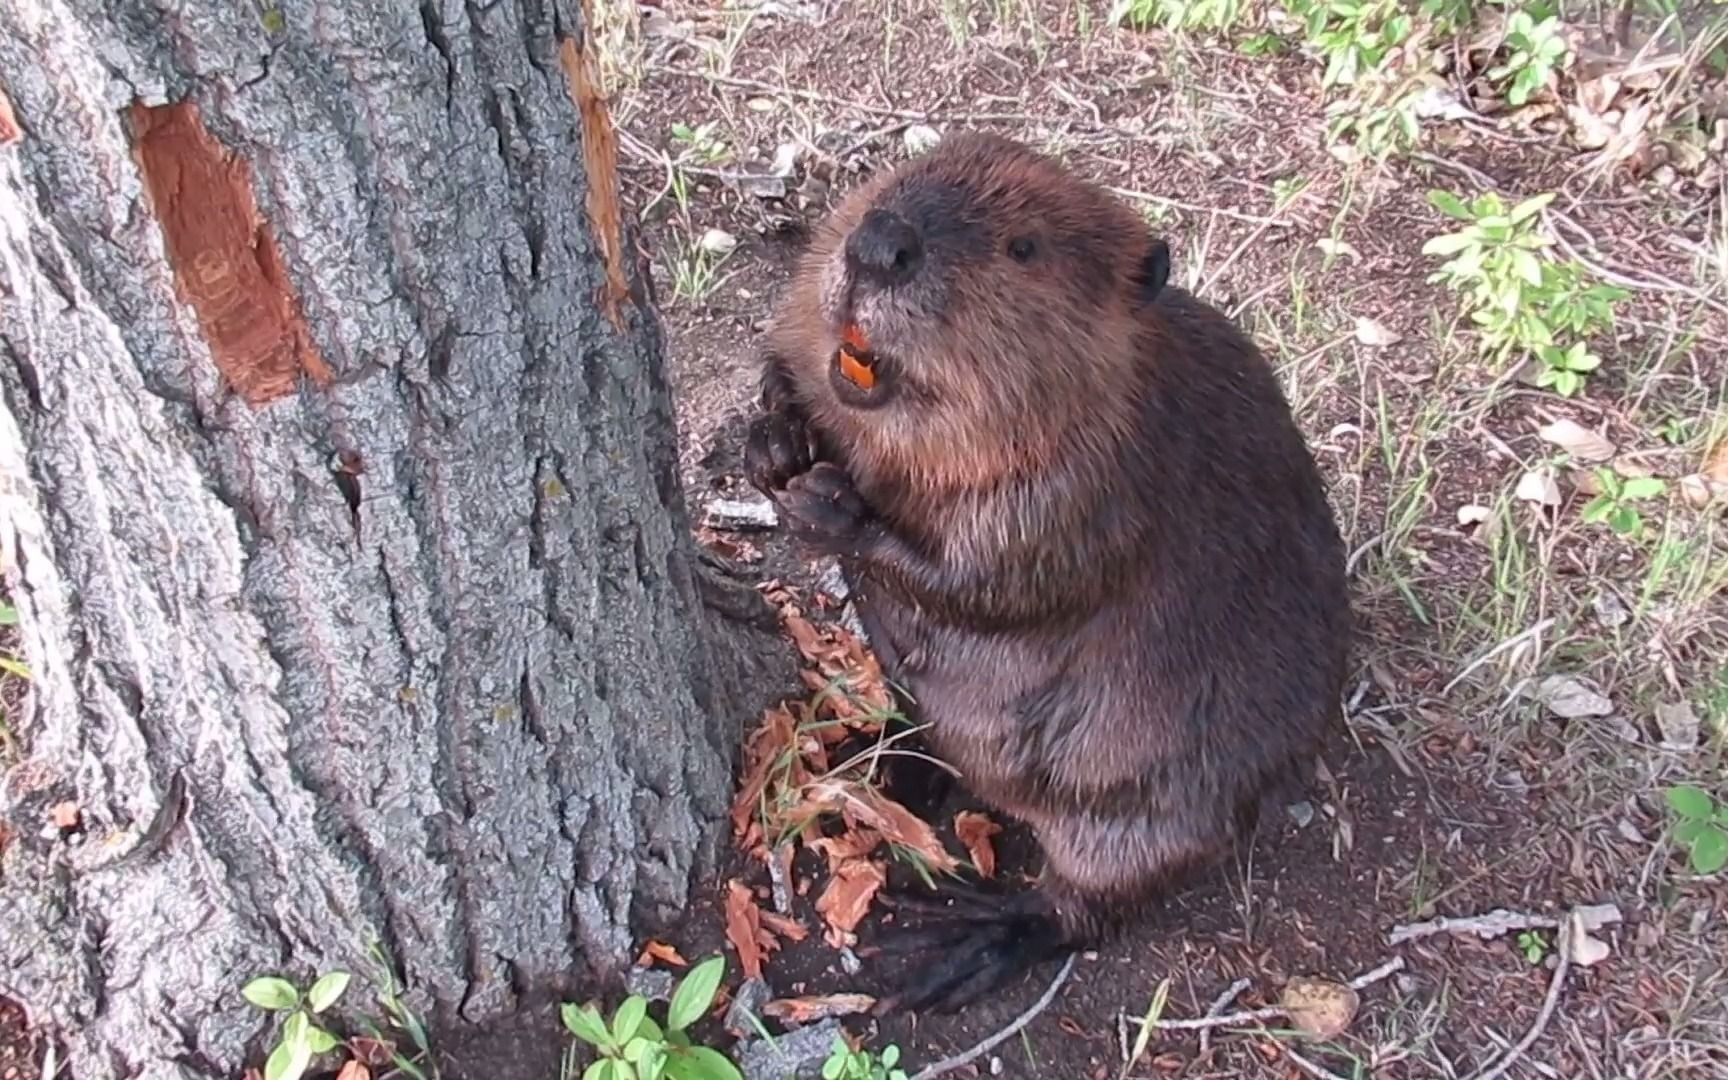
1117 955 1406 1043
910 952 1078 1080
1387 903 1622 946
1197 977 1252 1057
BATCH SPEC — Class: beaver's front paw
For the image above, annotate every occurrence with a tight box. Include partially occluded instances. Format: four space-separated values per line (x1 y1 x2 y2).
744 409 814 498
776 462 879 556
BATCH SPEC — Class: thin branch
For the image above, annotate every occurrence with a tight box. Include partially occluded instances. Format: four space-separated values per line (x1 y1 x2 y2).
1198 977 1252 1057
1387 903 1621 946
910 953 1078 1080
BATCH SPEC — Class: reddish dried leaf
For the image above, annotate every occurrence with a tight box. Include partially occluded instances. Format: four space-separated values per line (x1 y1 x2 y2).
758 910 809 942
762 993 878 1023
954 811 1003 878
724 879 765 979
636 940 687 968
799 779 960 873
815 858 886 941
336 1062 371 1080
49 801 80 830
807 828 884 875
0 89 20 146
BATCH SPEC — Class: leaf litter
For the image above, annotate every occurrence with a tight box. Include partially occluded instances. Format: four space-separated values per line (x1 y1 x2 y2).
722 581 963 973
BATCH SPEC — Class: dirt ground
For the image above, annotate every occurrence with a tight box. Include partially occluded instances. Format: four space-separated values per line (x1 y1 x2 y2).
3 2 1724 1078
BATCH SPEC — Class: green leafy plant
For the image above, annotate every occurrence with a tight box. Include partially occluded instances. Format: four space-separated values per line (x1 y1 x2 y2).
242 970 352 1080
1488 9 1568 106
1515 929 1548 964
1287 0 1412 88
1579 470 1666 537
1422 189 1627 393
1665 785 1728 874
1111 0 1247 32
822 1035 909 1080
561 954 741 1080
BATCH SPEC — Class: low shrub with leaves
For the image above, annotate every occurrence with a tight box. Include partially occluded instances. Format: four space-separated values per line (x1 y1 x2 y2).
561 954 742 1080
1422 189 1628 395
242 970 352 1080
1110 0 1248 32
822 1035 910 1080
1665 785 1728 875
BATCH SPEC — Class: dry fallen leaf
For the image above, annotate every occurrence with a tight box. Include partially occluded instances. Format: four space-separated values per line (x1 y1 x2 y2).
1528 674 1613 719
1538 418 1616 463
1353 316 1402 347
1566 910 1613 967
1456 503 1492 526
954 810 1004 879
1654 700 1700 752
761 993 878 1023
1515 467 1561 507
725 879 766 980
1279 977 1360 1040
815 858 887 944
636 940 688 968
336 1062 371 1080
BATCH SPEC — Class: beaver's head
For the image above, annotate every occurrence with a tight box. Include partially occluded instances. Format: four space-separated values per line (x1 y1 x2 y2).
773 133 1169 487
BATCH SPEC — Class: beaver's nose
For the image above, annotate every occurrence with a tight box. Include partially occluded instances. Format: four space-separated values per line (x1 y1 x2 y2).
844 209 924 288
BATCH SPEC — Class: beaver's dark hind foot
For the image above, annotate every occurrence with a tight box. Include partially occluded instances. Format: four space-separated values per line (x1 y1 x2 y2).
867 882 1076 1014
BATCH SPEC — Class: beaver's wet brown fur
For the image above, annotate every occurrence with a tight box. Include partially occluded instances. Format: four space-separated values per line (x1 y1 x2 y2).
745 131 1351 1013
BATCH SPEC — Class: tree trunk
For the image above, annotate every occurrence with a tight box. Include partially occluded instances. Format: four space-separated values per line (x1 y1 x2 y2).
0 2 779 1076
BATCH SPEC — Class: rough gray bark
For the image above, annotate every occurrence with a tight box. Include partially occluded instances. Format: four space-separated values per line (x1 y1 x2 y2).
0 1 778 1076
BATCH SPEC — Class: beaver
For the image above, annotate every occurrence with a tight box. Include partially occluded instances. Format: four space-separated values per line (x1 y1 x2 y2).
744 132 1351 1013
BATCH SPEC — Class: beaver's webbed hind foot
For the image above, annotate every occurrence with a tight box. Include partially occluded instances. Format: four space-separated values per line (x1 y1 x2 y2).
867 881 1078 1014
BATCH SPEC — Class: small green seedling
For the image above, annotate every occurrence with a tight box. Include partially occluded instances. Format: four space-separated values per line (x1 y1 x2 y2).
1580 471 1666 538
561 954 742 1080
1666 785 1728 875
1488 10 1568 106
1516 930 1547 965
821 1035 909 1080
242 970 353 1080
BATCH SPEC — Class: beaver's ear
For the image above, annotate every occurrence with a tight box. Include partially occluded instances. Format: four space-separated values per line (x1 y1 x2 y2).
1134 238 1171 305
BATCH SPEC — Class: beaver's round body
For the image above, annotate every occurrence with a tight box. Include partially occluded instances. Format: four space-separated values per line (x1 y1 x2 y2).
745 132 1351 1012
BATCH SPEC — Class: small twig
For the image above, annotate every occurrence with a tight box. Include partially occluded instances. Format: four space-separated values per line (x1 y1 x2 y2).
1198 977 1252 1057
1106 185 1291 227
1285 1046 1352 1080
1459 912 1577 1080
910 952 1077 1080
1347 956 1407 991
1440 618 1556 697
1387 903 1621 946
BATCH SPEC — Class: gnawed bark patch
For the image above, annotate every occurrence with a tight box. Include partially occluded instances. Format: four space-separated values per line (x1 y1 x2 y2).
558 29 631 331
128 100 331 404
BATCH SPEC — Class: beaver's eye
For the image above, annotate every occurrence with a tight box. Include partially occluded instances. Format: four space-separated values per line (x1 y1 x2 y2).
1008 236 1037 262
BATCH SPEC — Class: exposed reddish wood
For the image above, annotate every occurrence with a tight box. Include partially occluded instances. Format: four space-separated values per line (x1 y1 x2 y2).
127 100 331 405
558 23 630 331
0 85 20 145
